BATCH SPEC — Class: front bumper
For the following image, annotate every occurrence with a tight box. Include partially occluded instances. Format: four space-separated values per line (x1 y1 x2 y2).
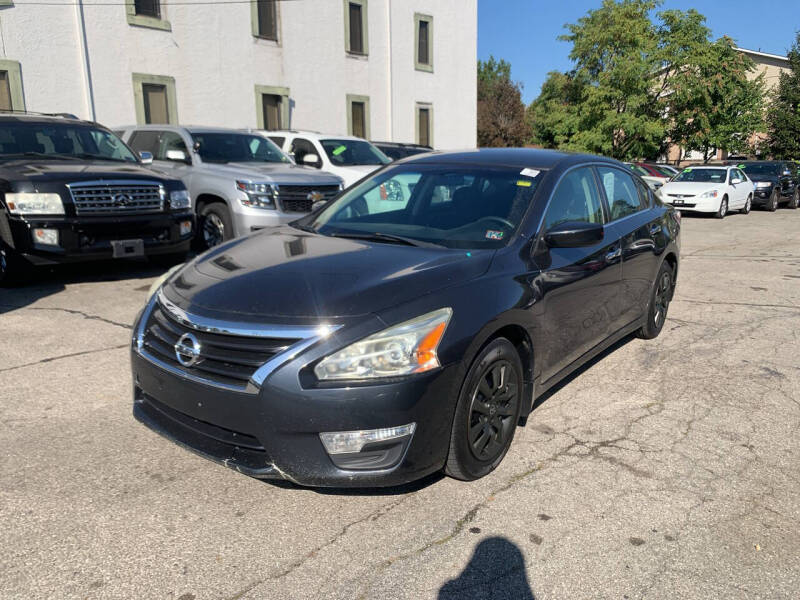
130 346 461 487
752 186 775 205
6 211 194 265
231 204 310 237
662 196 719 213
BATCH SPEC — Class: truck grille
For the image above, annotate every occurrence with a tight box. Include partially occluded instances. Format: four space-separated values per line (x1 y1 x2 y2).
142 304 300 388
277 185 340 213
68 180 165 215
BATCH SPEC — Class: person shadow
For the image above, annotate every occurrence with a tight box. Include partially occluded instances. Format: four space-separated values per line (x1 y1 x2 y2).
438 537 535 599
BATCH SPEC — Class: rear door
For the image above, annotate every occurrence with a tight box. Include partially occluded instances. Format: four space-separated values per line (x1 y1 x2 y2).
597 165 665 328
533 165 623 383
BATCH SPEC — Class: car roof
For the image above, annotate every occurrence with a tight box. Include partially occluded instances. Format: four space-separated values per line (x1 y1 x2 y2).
0 113 100 127
399 148 619 170
260 130 367 142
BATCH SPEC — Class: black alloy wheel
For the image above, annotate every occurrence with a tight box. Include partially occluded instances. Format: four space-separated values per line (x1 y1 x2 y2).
445 338 523 481
637 261 674 339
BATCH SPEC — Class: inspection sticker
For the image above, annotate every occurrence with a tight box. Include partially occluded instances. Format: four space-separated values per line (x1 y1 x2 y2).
520 168 540 178
332 145 347 156
485 230 505 240
516 179 532 187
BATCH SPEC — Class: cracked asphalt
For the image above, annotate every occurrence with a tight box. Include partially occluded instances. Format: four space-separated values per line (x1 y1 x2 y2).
2 209 799 599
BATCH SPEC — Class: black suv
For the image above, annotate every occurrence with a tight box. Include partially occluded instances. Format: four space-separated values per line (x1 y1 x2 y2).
736 161 800 210
0 114 194 283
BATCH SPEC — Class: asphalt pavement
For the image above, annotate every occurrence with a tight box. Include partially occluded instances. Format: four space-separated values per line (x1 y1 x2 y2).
2 208 799 599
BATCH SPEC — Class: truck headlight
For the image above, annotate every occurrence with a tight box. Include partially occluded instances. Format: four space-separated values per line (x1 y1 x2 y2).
169 189 191 209
5 193 65 215
236 180 276 209
314 308 452 381
755 181 773 189
700 189 719 198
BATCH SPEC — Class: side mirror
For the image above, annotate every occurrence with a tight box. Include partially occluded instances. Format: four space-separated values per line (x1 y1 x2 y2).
302 153 320 167
544 221 604 248
731 177 742 184
166 149 190 164
138 151 153 165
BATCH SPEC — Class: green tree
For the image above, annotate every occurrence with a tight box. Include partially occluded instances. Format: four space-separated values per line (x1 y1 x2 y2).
766 32 800 159
477 56 529 147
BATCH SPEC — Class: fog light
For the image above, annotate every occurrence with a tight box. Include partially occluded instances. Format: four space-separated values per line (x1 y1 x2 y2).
319 423 416 455
33 228 59 246
180 220 192 236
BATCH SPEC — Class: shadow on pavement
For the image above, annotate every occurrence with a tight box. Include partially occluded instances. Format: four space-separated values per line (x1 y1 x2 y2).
0 259 173 314
438 537 535 599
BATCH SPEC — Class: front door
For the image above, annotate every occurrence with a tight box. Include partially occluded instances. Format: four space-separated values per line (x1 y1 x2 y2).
532 166 623 383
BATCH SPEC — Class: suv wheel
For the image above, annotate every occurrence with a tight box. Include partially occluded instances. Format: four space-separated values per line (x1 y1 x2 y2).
200 203 232 249
445 338 523 481
788 189 799 210
0 242 28 286
767 189 779 211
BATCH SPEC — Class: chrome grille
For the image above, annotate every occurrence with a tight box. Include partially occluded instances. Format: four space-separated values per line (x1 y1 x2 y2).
277 185 340 213
142 303 300 389
68 180 165 215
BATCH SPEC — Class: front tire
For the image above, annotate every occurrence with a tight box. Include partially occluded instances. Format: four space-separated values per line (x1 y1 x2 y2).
788 189 799 210
715 196 728 219
636 261 674 340
740 194 752 214
199 203 233 249
767 189 779 212
0 242 29 286
445 338 524 481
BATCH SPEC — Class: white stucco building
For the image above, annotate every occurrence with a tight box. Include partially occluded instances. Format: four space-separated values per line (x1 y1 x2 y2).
0 0 477 148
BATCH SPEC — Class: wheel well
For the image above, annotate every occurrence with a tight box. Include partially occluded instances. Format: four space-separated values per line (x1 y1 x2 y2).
483 324 534 416
195 194 226 214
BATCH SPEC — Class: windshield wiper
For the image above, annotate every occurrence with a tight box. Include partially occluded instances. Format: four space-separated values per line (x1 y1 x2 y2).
329 230 440 248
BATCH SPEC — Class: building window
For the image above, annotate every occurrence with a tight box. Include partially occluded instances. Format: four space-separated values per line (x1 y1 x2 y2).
255 85 290 130
347 94 370 139
252 0 278 41
132 73 178 125
0 60 25 112
125 0 171 31
344 0 368 56
416 104 432 147
415 13 433 72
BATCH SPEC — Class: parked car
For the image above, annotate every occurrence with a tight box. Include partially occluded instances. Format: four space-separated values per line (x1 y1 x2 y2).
262 130 391 188
0 113 194 284
660 165 754 218
636 162 679 178
117 126 343 249
131 148 680 487
625 162 667 196
371 141 432 161
736 161 799 211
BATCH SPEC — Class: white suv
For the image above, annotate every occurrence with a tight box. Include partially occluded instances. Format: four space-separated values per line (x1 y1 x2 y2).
261 130 390 188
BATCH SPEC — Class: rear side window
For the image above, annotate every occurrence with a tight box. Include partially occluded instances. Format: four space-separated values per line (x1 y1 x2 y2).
157 131 188 160
597 166 643 221
128 130 160 156
544 167 605 230
290 138 320 166
634 178 652 208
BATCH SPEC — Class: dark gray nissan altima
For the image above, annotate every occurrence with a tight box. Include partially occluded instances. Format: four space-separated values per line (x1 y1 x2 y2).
131 148 680 487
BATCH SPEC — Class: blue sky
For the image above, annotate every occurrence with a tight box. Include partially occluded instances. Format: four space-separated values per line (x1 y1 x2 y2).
478 0 799 103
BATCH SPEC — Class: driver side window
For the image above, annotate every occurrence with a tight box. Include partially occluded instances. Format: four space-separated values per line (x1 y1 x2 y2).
544 167 605 230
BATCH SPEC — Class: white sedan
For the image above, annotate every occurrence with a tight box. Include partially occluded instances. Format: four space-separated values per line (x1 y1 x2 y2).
659 165 754 218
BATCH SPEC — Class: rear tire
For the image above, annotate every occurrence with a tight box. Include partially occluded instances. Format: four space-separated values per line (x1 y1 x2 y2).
199 203 233 249
767 189 779 211
715 196 728 219
636 261 674 340
788 189 799 209
445 338 524 481
740 194 752 214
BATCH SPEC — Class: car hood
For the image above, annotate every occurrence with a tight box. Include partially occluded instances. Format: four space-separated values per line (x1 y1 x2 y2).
743 174 778 183
163 226 494 320
0 160 172 188
198 161 343 186
660 181 724 195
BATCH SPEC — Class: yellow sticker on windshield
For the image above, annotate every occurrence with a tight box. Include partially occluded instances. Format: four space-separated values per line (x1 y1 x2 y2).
516 180 532 187
332 145 347 156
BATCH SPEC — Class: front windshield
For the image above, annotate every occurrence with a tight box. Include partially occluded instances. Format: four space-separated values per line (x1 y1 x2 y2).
191 132 290 164
739 163 780 176
296 164 543 250
0 121 138 162
320 139 391 166
653 165 677 177
673 168 727 183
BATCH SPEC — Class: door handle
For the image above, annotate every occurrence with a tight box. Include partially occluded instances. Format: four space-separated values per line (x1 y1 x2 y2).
649 224 661 235
605 247 621 262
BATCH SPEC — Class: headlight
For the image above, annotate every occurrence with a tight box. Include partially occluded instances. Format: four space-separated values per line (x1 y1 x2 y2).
236 180 276 209
314 308 452 381
700 189 719 198
5 192 64 215
755 181 773 189
169 189 191 209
